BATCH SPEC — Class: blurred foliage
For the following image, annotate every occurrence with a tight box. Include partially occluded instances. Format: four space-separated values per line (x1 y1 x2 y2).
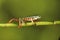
0 0 60 22
0 0 60 40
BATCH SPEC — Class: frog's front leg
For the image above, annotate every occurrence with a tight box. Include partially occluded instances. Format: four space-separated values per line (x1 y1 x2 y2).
31 20 36 26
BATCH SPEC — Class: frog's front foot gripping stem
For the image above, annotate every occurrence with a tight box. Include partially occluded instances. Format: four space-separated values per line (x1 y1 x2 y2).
18 18 23 28
18 24 22 28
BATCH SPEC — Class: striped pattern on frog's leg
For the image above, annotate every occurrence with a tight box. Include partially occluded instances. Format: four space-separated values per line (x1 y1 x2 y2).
8 18 22 28
8 18 19 23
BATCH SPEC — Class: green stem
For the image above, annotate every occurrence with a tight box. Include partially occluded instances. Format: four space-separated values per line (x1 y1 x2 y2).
0 21 60 27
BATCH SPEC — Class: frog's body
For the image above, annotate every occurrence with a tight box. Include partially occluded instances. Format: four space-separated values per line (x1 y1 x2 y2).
8 16 41 28
22 16 41 23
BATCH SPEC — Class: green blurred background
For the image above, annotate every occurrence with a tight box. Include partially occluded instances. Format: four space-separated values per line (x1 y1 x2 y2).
0 0 60 40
